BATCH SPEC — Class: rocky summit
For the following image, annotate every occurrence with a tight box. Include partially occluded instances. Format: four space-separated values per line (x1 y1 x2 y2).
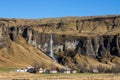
0 15 120 72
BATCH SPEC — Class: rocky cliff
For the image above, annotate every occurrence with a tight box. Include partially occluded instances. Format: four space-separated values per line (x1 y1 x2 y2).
0 15 120 71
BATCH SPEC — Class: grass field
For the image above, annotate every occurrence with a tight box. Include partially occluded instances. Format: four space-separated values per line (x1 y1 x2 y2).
34 73 120 80
0 72 120 80
0 67 17 72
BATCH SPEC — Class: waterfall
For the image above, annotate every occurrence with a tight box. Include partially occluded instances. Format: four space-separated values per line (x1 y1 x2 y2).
50 35 56 60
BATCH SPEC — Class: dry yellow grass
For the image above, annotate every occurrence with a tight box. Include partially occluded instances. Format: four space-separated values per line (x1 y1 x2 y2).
0 72 120 80
0 37 63 69
73 54 119 70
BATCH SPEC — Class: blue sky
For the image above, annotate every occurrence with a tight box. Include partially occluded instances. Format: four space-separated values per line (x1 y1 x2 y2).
0 0 120 18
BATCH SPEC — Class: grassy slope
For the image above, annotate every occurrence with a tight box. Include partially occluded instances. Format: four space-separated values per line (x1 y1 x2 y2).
0 37 63 69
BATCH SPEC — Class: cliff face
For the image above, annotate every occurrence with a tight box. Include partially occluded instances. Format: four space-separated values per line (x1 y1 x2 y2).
0 15 120 70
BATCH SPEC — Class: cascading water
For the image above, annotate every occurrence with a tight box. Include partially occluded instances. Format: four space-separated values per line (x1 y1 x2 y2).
50 34 56 60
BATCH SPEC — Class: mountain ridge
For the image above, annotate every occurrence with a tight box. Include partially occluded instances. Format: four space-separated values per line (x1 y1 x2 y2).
0 15 120 72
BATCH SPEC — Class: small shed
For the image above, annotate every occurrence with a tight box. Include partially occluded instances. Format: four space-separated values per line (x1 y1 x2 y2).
93 69 99 73
15 68 27 72
39 68 44 73
63 70 71 74
71 70 77 73
50 70 58 74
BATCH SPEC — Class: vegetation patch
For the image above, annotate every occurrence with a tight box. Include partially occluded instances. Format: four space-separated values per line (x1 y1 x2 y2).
0 67 16 72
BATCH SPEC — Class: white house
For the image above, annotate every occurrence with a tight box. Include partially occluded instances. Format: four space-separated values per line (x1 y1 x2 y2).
39 68 44 73
71 70 77 73
15 68 27 72
63 70 71 73
50 70 58 74
93 69 99 73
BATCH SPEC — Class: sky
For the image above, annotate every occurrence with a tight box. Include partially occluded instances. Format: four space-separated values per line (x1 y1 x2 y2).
0 0 120 18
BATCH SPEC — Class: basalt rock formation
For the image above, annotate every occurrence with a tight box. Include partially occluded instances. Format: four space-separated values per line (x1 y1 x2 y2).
0 15 120 71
